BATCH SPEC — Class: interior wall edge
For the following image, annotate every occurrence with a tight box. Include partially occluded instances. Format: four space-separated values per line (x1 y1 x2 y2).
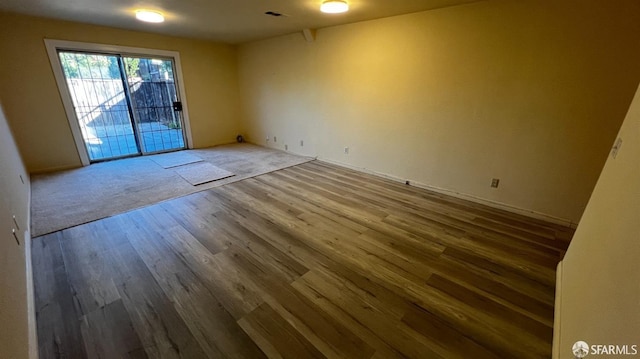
25 232 37 359
555 80 640 358
0 102 33 358
25 179 36 359
552 260 563 359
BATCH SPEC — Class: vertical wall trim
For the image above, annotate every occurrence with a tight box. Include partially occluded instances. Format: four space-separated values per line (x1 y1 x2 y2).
43 39 91 166
552 260 563 359
26 232 37 359
24 174 37 359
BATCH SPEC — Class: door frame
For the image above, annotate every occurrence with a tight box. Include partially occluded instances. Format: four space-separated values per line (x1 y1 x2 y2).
44 39 193 166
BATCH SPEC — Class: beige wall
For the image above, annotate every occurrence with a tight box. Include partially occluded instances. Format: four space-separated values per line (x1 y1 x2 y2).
555 83 640 356
0 12 241 173
237 0 640 224
0 103 34 358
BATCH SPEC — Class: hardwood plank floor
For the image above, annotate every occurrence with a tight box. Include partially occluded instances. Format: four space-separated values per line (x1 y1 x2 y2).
32 160 573 358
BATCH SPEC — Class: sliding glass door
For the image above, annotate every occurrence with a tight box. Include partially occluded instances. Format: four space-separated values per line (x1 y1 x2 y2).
57 51 186 162
124 56 185 154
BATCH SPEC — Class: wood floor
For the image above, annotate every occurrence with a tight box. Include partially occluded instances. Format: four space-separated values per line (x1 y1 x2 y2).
32 160 573 358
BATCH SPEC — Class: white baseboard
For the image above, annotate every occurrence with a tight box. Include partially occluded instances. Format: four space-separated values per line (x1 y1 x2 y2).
317 157 576 228
553 260 563 359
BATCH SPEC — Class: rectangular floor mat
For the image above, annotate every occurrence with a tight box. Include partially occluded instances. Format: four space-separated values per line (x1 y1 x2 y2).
149 151 203 168
173 162 235 185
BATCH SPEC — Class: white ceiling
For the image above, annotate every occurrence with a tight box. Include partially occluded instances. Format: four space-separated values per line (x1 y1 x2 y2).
0 0 482 44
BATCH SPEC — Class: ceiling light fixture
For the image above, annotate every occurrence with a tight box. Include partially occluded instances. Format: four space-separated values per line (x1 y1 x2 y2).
320 0 349 14
135 10 165 23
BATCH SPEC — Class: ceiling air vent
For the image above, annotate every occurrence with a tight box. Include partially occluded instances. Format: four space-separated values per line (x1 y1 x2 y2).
265 11 284 17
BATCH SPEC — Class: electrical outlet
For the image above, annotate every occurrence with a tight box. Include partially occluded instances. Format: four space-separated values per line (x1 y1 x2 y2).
274 136 277 143
285 144 288 150
491 178 500 188
300 140 304 147
344 147 349 154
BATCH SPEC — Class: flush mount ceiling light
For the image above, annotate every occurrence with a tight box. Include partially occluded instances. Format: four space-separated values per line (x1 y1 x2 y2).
320 0 349 14
135 10 165 23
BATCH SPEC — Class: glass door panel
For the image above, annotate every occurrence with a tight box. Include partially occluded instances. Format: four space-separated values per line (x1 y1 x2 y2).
58 52 140 161
123 57 186 154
